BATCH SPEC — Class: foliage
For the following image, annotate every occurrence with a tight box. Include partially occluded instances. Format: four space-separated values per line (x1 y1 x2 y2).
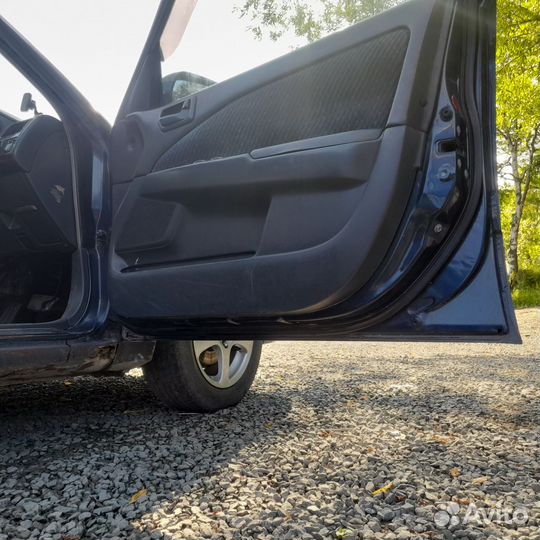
236 0 402 42
500 187 540 307
500 188 540 271
496 0 539 145
511 273 540 307
496 0 540 291
497 1 540 136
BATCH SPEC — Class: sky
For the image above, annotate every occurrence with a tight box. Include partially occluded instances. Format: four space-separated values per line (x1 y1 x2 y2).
0 0 295 123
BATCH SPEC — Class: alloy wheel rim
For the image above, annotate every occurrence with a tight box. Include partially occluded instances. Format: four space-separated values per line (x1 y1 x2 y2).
193 340 254 389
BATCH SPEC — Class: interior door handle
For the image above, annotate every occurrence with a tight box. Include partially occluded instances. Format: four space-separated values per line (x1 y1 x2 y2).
159 98 195 131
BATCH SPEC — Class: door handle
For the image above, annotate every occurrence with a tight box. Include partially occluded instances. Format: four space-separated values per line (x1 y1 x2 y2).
159 98 195 131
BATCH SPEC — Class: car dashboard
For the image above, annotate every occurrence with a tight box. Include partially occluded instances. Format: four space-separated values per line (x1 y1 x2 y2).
0 114 76 256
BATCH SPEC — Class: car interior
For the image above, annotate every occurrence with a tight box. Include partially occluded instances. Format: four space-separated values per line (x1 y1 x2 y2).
0 109 75 324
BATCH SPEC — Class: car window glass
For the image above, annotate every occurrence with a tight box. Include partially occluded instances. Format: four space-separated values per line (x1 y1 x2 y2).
160 0 405 103
0 54 57 121
1 0 160 122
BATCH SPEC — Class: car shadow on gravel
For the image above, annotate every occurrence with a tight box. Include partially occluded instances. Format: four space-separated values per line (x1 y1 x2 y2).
0 371 293 442
0 374 295 539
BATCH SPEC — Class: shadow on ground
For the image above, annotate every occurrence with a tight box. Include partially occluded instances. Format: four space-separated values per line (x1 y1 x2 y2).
0 374 294 539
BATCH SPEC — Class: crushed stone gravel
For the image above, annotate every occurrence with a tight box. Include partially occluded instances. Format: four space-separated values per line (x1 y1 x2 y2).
0 309 538 540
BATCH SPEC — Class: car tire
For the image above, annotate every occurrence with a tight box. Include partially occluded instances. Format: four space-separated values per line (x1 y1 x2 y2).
143 340 262 412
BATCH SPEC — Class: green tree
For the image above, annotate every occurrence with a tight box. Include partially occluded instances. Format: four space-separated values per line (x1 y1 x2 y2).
500 182 540 306
236 0 401 42
496 0 540 288
237 0 540 295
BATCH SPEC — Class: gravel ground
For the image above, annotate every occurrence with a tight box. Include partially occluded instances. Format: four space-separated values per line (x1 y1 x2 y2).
0 309 538 540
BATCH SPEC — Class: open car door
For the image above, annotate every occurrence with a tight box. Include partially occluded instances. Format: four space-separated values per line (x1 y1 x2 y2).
108 0 520 342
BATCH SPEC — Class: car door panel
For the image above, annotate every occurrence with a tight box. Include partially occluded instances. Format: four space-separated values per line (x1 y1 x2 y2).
109 0 446 317
114 132 382 261
111 124 425 317
108 0 519 341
